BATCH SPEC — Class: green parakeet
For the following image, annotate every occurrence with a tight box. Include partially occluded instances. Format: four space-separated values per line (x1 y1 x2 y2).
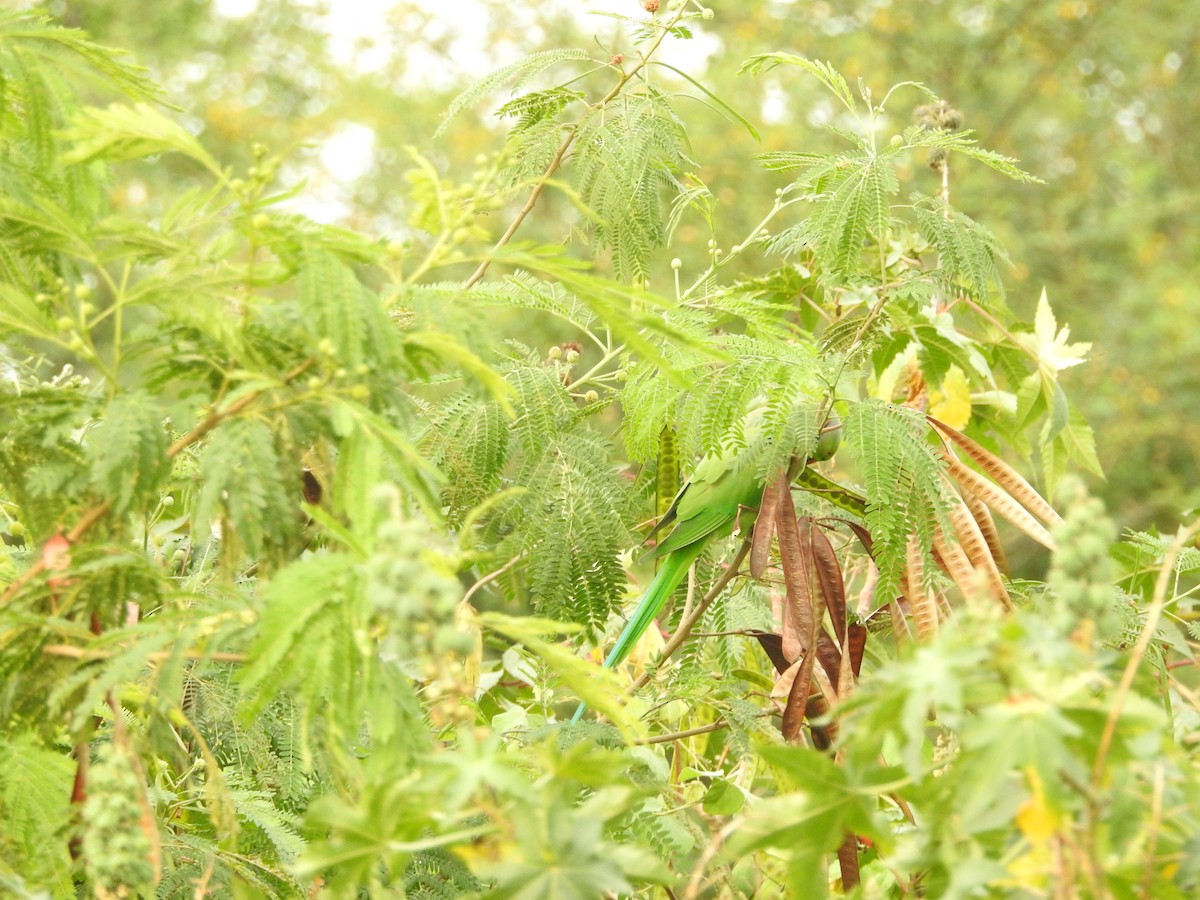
570 444 764 723
571 410 843 723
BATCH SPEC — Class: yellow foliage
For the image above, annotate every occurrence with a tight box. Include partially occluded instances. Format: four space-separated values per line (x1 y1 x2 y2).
928 365 972 429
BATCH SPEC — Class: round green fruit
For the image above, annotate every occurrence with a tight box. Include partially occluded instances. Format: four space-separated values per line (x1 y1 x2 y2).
810 417 842 462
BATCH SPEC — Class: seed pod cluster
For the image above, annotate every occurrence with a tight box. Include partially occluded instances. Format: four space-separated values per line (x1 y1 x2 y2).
364 486 467 664
81 745 156 896
1046 476 1119 642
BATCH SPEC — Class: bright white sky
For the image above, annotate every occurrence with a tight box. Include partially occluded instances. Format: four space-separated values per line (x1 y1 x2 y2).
213 0 724 221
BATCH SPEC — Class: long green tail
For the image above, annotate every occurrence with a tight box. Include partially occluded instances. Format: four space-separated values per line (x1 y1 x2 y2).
571 543 705 723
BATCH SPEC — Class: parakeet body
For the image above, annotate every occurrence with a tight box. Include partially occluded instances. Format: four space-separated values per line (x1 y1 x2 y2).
570 441 765 723
570 407 842 723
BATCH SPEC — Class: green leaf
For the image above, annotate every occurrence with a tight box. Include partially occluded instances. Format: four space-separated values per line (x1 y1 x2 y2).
702 778 745 815
88 389 168 514
482 613 640 736
0 11 165 103
739 53 856 113
60 103 221 175
571 92 689 282
650 61 760 140
194 418 298 560
0 732 74 894
913 195 1009 300
437 48 592 137
843 400 949 602
239 551 359 717
404 330 516 416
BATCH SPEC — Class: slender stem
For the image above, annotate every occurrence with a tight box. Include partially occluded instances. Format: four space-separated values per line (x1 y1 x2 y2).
42 644 246 663
1141 763 1165 899
461 554 522 607
636 720 728 745
683 818 742 900
679 198 798 303
629 539 752 694
1092 521 1200 789
1 359 314 605
569 343 626 391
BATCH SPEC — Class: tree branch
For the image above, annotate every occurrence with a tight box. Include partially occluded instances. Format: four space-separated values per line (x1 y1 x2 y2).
628 539 753 695
1 359 314 605
462 13 687 288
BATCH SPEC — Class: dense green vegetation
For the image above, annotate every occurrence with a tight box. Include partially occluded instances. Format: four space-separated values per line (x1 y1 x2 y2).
1 4 1198 897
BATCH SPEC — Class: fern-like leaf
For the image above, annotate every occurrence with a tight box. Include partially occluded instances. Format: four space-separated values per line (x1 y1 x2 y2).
421 394 510 521
60 102 221 175
573 92 689 281
88 389 168 515
436 48 592 137
843 400 950 603
739 53 856 113
195 419 298 561
912 195 1010 300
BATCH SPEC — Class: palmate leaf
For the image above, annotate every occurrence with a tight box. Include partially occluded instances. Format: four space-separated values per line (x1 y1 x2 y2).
911 322 988 386
87 389 168 515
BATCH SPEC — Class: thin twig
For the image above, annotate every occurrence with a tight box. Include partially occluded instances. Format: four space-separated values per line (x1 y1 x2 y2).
463 12 686 289
461 554 523 607
1 359 314 606
1142 763 1165 899
635 720 728 745
683 818 741 900
1092 521 1200 788
629 539 752 695
42 644 246 663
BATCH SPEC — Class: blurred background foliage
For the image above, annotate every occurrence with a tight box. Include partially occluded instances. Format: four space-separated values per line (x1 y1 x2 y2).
49 0 1199 528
